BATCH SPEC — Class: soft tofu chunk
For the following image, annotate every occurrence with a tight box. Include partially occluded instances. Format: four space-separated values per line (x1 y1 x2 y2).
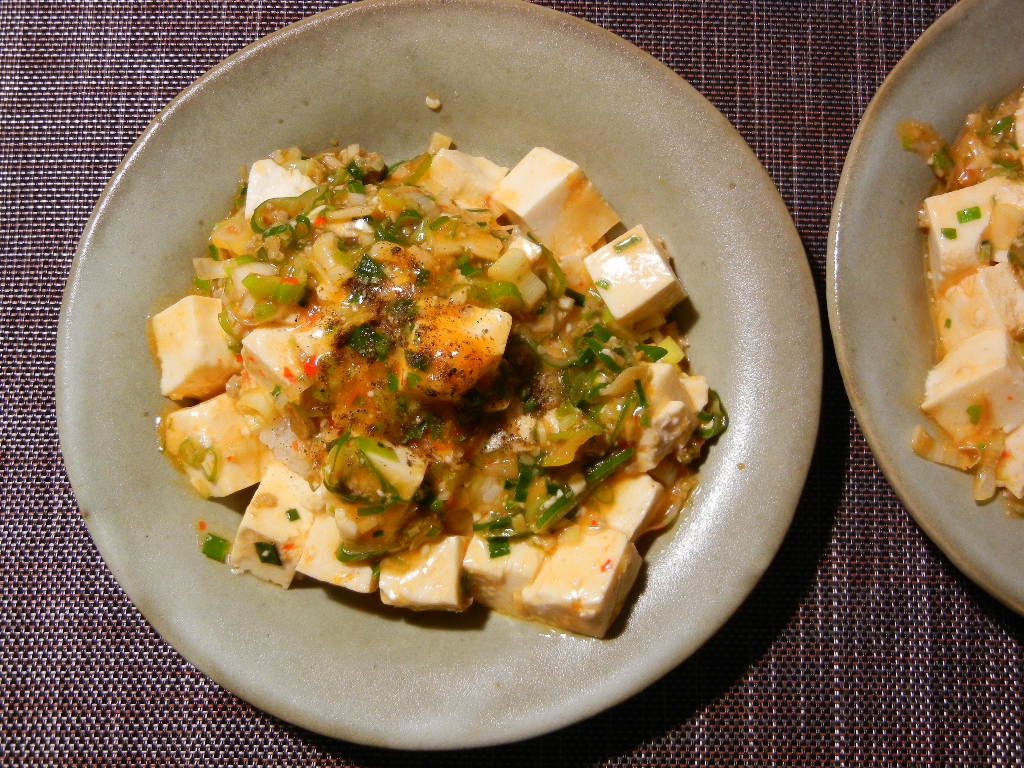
379 535 470 611
922 328 1024 442
243 158 317 220
989 183 1024 261
520 525 641 637
241 324 333 403
490 147 619 258
402 302 512 398
296 514 378 593
924 178 1008 291
504 231 544 264
151 295 241 401
584 226 687 326
581 473 665 541
227 461 319 587
681 374 710 414
935 262 1024 352
421 148 507 208
163 393 267 497
602 363 704 471
462 534 546 616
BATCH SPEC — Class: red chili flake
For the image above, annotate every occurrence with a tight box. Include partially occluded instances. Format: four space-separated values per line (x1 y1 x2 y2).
197 520 207 532
281 276 300 285
303 357 320 377
600 559 613 573
282 543 295 551
589 519 599 529
283 367 297 383
313 215 326 227
235 353 243 364
225 455 236 463
292 440 300 451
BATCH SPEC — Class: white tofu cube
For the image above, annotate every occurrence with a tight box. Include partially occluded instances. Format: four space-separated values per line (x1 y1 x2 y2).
520 525 641 637
163 393 268 497
227 461 319 587
924 177 1008 291
402 303 512 399
922 328 1024 442
602 363 703 471
331 497 413 544
421 148 507 208
379 535 470 611
989 183 1024 261
681 374 710 414
240 324 333 403
243 158 317 220
935 262 1024 352
579 474 665 541
504 231 544 264
151 295 241 401
296 514 379 593
490 147 620 258
462 534 546 616
584 225 686 326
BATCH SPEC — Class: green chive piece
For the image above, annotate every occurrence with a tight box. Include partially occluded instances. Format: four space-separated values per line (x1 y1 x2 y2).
637 344 669 361
254 542 282 566
585 447 635 486
613 235 641 252
957 206 982 224
285 508 300 522
967 404 982 425
487 538 511 558
944 317 952 328
992 115 1015 135
940 227 958 240
200 533 230 563
596 279 611 290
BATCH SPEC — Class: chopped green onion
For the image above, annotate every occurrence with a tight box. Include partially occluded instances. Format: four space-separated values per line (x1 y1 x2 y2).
534 485 579 529
403 154 433 185
242 273 307 304
200 533 230 562
992 115 1015 136
957 206 982 224
337 544 388 563
930 146 953 173
565 288 586 306
487 538 511 558
285 508 300 522
347 324 392 361
967 404 982 425
457 254 481 277
940 227 958 240
255 542 282 566
637 344 668 361
347 179 366 194
585 447 635 486
596 279 611 290
405 350 430 371
697 390 729 439
944 317 952 328
428 215 452 230
634 379 649 408
614 235 641 252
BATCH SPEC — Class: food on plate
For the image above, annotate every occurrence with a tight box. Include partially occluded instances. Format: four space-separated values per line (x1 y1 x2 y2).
901 85 1024 503
152 134 725 636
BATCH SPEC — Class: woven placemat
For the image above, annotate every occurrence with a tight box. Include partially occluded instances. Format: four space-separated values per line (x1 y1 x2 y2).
2 1 1022 765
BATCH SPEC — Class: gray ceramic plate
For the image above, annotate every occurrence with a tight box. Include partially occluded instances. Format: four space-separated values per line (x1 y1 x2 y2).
58 0 819 748
829 0 1024 615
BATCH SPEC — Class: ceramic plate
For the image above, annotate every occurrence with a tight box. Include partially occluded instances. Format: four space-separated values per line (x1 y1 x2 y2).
829 0 1024 615
58 0 819 748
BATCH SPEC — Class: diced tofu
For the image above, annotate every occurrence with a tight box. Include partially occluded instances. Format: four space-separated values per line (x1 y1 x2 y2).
935 263 1024 352
989 183 1024 261
681 374 710 413
602 363 704 471
924 178 1008 291
504 231 544 264
519 525 641 637
296 514 379 593
584 225 687 326
401 303 512 398
332 497 413 545
462 534 546 616
379 535 470 611
151 295 241 401
490 147 619 258
243 158 317 220
163 393 268 497
240 324 334 403
580 474 665 541
227 461 319 587
922 328 1024 441
421 148 507 208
